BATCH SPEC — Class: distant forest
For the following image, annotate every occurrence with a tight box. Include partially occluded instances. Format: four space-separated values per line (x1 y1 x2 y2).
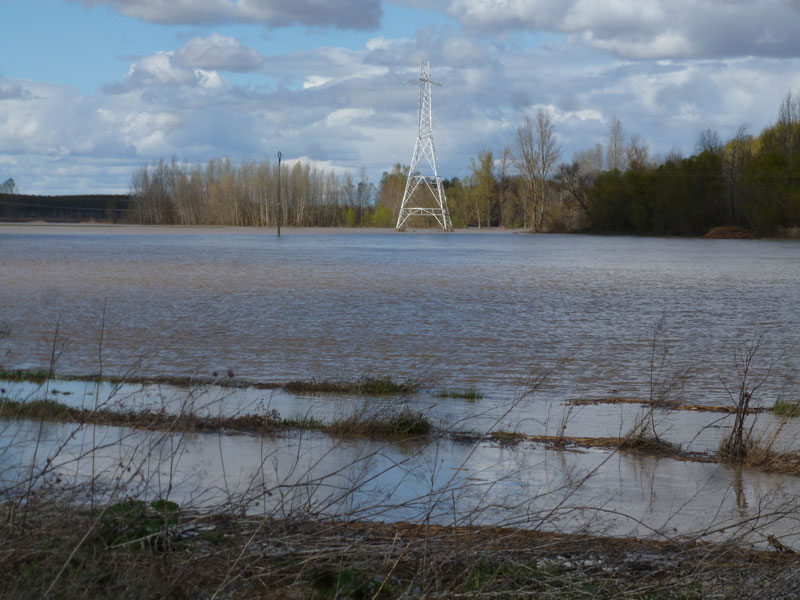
4 93 800 235
0 193 132 222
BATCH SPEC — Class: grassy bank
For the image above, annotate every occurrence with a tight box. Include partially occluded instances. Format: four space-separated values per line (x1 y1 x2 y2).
2 504 798 600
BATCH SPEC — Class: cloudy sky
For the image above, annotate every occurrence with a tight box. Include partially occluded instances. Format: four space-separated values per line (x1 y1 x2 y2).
2 0 800 194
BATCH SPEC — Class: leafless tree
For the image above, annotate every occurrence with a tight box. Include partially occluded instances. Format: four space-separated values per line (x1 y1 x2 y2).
606 115 626 171
555 161 594 226
696 128 723 155
514 113 540 230
724 124 752 225
626 135 650 170
498 144 512 228
535 108 561 229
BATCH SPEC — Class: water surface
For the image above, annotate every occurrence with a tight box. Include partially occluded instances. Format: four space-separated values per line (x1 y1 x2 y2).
2 225 797 407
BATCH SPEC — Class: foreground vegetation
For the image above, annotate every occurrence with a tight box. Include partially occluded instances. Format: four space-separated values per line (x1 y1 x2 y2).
3 332 800 597
5 504 799 600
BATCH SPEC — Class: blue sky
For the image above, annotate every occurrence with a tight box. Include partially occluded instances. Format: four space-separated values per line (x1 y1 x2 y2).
2 0 800 194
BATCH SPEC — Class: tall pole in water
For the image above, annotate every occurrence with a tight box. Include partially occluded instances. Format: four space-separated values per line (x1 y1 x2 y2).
277 151 282 237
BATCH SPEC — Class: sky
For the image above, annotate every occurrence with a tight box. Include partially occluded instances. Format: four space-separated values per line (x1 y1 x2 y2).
2 0 800 194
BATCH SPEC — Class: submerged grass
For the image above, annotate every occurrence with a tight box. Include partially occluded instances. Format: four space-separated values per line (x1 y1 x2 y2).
0 368 52 383
285 375 418 396
432 386 484 401
0 398 432 440
773 397 800 418
618 434 684 457
0 369 418 395
329 406 433 437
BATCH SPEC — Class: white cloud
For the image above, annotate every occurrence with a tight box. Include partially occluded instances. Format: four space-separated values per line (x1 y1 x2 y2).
302 75 333 89
445 0 800 59
322 108 375 127
175 33 263 72
72 0 382 29
103 51 227 93
6 23 800 194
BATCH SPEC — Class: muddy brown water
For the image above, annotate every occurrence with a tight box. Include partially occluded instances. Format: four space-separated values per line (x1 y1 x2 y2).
2 224 800 546
4 413 800 548
1 225 798 406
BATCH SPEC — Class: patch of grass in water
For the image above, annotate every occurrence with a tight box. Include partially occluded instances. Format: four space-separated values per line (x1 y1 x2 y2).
773 397 800 418
0 399 75 420
432 386 483 401
329 407 433 437
285 376 417 396
618 434 683 457
0 368 52 383
488 431 527 447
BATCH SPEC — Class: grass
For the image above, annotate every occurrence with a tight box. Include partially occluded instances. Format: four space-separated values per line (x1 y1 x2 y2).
1 508 793 600
0 368 52 383
0 369 418 396
329 406 433 437
0 398 432 440
773 397 800 417
618 433 684 457
284 375 418 396
432 386 483 401
487 430 527 447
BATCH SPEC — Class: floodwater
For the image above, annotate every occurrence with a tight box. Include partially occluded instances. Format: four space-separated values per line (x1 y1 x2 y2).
3 409 800 546
2 224 800 544
5 376 800 455
1 224 798 406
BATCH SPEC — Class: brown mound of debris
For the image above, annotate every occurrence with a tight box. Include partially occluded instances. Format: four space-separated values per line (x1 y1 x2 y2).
704 226 757 239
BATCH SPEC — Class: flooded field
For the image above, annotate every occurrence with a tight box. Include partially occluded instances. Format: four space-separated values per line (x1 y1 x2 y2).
1 224 798 405
2 224 800 548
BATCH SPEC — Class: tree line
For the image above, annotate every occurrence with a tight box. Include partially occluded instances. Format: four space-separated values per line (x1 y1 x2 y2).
446 94 800 236
128 93 800 235
129 157 399 228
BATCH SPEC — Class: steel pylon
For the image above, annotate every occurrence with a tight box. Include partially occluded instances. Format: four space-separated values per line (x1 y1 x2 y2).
396 61 452 232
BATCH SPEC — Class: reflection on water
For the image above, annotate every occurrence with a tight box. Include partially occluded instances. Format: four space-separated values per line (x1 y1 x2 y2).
3 415 800 546
5 376 800 455
2 225 798 406
3 225 800 545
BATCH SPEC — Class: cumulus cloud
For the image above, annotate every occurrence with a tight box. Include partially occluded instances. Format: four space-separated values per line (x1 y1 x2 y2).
103 51 225 93
175 33 263 71
0 81 33 100
7 23 800 194
72 0 382 29
445 0 800 59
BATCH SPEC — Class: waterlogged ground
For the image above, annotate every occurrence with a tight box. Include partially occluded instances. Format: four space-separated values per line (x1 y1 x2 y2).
3 404 800 547
4 376 800 455
3 224 800 546
1 224 798 405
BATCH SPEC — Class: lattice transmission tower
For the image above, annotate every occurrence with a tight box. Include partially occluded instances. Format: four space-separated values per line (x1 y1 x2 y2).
395 61 453 231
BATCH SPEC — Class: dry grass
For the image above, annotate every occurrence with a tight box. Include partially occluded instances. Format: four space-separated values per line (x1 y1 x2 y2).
284 375 418 396
704 226 758 239
5 504 800 600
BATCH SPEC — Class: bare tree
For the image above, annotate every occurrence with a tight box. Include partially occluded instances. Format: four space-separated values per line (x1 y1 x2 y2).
696 128 723 155
514 114 540 230
776 91 800 159
724 125 751 225
0 177 17 194
498 144 512 228
606 116 626 171
535 108 561 229
555 162 594 226
626 135 650 170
